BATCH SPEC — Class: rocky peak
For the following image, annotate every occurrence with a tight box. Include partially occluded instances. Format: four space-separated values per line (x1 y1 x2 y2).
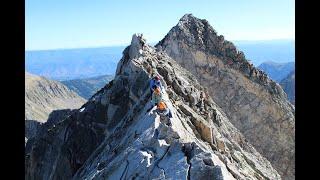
156 14 295 179
128 33 147 59
158 14 285 98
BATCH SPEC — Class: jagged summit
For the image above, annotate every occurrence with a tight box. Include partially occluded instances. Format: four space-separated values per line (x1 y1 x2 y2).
156 14 295 179
177 13 216 35
157 14 285 98
26 34 281 179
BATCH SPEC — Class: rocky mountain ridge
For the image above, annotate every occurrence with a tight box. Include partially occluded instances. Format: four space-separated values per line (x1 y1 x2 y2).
25 72 86 122
156 14 295 179
25 34 281 180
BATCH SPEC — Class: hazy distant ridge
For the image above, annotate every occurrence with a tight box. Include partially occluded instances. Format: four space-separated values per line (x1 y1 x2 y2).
61 74 114 99
25 46 125 80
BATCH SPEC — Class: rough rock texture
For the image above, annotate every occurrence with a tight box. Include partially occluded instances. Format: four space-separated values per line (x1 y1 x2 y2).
25 72 86 122
280 70 295 105
156 14 295 179
25 34 280 180
25 120 42 141
25 109 75 141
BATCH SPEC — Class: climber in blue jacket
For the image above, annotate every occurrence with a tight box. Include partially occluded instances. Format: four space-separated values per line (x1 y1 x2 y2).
149 76 163 95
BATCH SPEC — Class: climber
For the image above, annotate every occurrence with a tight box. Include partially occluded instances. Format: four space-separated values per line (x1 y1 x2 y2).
152 87 163 106
156 101 172 119
196 91 206 112
146 86 163 112
149 75 164 95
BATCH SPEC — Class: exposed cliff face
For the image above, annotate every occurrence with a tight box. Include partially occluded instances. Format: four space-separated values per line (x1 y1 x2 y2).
25 34 281 180
156 14 295 179
25 109 76 154
25 72 86 122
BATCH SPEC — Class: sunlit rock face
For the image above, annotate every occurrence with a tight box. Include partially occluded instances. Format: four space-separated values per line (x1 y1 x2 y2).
156 14 294 179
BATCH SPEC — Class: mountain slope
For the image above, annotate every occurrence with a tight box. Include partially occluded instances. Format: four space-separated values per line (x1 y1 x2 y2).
258 61 294 82
156 14 294 179
280 70 295 104
61 74 114 99
25 34 281 180
25 72 86 122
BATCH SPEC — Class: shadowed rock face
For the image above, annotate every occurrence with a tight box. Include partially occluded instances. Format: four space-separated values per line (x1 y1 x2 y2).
25 72 86 147
156 14 295 179
25 109 75 153
25 34 281 180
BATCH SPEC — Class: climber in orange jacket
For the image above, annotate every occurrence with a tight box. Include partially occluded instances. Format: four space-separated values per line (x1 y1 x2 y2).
156 101 172 119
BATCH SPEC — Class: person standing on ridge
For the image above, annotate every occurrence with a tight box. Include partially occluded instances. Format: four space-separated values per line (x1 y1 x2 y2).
147 85 162 112
149 76 164 95
152 87 163 106
156 101 173 126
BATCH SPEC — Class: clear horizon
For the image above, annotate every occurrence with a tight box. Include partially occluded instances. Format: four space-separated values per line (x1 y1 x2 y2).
26 0 295 51
25 38 295 52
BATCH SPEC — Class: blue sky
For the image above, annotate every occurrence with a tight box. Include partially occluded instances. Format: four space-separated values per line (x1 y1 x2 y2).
26 0 294 50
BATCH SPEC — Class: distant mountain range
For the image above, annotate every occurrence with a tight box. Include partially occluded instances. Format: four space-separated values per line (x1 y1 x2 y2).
61 74 114 99
258 61 295 82
25 46 124 80
234 39 294 66
26 40 294 81
280 70 295 104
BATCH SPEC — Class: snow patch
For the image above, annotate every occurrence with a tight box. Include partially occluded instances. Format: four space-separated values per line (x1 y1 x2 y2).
158 139 170 147
79 107 85 112
140 151 153 167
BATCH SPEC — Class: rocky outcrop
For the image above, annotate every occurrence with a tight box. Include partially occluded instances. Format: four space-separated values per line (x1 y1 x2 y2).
25 72 86 122
25 109 75 140
25 109 75 154
280 70 295 105
156 14 295 179
25 120 42 145
25 34 280 180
